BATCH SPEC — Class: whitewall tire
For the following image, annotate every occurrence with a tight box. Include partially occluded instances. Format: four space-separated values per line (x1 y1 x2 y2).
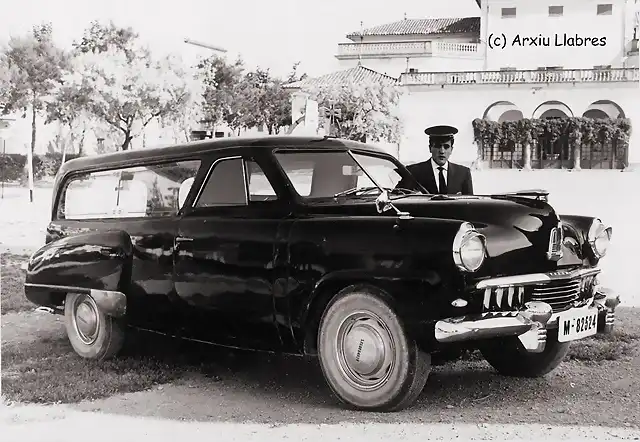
64 292 126 361
317 285 431 411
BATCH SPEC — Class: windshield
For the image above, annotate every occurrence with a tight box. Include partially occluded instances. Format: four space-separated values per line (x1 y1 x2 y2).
272 149 424 199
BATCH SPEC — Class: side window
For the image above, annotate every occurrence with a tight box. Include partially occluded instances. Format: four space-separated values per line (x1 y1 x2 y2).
246 159 278 201
136 160 201 216
273 153 314 196
194 157 247 208
57 160 201 220
59 169 121 219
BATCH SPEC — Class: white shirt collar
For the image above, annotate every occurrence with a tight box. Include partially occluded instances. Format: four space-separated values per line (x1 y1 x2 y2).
431 159 449 172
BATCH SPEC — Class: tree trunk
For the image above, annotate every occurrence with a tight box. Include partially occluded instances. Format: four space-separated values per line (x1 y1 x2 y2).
28 101 36 202
79 125 86 156
572 144 581 170
523 143 532 170
121 133 133 151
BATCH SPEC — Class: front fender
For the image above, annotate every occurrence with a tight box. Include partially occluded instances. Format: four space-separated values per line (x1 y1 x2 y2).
24 230 134 316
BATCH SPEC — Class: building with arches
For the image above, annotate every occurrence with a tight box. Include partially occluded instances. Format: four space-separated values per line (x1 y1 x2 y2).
286 0 640 169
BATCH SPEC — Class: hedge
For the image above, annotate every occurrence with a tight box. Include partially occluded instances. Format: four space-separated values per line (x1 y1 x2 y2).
471 117 632 169
0 152 83 182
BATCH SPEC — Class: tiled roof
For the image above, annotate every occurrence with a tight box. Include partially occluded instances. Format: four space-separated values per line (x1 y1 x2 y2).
347 17 480 38
284 65 399 89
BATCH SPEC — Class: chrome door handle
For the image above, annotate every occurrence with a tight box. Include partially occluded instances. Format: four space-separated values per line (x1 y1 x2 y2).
175 237 193 243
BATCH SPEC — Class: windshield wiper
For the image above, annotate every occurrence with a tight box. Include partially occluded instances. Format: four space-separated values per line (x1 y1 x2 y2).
333 186 380 197
392 187 421 195
334 186 418 198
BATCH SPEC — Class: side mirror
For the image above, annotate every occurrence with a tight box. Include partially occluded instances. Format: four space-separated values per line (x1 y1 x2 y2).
375 189 392 214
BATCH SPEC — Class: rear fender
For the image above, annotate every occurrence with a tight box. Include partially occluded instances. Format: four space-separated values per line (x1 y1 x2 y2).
24 230 134 317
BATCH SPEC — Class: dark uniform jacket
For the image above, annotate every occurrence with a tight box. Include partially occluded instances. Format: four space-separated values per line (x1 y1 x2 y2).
399 159 474 195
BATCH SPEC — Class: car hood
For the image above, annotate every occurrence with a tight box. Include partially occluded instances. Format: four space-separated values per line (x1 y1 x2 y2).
304 193 562 277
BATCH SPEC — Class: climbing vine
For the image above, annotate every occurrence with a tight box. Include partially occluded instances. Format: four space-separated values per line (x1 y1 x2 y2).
471 117 632 168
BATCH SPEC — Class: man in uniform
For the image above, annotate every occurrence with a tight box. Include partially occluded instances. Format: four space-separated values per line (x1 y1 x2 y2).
398 125 474 195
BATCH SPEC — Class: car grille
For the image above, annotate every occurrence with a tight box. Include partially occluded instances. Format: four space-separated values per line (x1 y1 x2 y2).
481 273 598 313
529 279 580 312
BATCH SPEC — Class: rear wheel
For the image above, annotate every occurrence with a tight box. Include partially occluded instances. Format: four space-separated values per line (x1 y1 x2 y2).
64 292 126 360
317 285 431 411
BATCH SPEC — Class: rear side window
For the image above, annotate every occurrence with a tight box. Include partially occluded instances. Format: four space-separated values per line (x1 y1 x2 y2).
194 157 247 207
192 156 280 208
57 160 202 220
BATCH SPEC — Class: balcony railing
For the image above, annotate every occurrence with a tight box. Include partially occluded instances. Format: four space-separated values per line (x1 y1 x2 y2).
400 68 640 85
336 41 481 58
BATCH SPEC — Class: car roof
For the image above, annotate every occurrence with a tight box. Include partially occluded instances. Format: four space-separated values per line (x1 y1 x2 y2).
57 135 388 175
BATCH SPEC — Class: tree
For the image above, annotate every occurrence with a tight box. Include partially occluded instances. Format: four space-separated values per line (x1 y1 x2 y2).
241 65 305 135
0 59 10 109
303 80 403 143
67 21 191 150
1 23 70 155
162 69 204 143
197 54 245 133
46 78 93 159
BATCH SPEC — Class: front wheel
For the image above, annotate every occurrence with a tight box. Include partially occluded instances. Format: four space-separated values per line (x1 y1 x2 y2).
478 329 570 377
317 285 431 411
64 292 126 361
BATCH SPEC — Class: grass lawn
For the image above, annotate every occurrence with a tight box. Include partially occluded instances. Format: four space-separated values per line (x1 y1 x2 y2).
1 253 36 314
1 250 639 405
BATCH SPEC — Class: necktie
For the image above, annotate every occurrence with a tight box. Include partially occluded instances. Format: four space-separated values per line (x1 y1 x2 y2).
437 166 447 194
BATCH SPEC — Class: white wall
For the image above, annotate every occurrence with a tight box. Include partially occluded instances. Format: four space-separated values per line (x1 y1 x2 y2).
336 57 483 78
396 81 640 167
337 32 483 77
484 0 629 70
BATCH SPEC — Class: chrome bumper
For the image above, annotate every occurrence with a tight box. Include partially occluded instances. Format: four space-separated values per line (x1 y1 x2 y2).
434 286 620 353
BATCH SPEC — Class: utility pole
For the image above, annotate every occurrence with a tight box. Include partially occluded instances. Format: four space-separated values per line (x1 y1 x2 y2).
183 38 227 53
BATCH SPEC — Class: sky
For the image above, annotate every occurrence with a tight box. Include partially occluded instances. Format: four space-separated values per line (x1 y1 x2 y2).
0 0 481 78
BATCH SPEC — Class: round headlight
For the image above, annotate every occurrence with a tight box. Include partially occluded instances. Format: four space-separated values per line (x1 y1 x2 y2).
588 218 612 258
453 222 487 272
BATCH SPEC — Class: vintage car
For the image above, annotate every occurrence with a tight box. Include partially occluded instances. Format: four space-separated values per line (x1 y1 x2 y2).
23 135 618 412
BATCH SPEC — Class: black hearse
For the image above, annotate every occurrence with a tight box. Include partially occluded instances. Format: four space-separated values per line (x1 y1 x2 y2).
23 135 619 411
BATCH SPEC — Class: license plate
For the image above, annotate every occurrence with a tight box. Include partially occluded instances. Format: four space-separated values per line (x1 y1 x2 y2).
557 309 598 343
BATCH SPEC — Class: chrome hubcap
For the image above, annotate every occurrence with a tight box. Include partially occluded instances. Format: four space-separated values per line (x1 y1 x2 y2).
336 311 396 391
73 295 100 345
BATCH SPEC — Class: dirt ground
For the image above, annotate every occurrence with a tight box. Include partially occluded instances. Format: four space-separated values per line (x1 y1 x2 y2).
2 308 639 429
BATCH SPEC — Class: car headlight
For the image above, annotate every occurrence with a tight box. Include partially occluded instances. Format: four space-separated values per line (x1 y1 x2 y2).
587 218 612 258
453 222 487 272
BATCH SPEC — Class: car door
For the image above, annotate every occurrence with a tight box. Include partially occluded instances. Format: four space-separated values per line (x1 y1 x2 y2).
48 159 202 334
172 149 292 352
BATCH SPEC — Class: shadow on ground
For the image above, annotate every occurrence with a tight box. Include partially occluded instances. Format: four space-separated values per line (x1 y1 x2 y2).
2 308 639 428
75 309 640 428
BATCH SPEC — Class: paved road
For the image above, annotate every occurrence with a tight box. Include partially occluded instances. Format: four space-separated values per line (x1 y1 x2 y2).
2 403 640 441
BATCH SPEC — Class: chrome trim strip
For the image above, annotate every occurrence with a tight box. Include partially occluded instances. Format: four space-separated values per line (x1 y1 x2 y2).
476 267 601 290
546 221 564 261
